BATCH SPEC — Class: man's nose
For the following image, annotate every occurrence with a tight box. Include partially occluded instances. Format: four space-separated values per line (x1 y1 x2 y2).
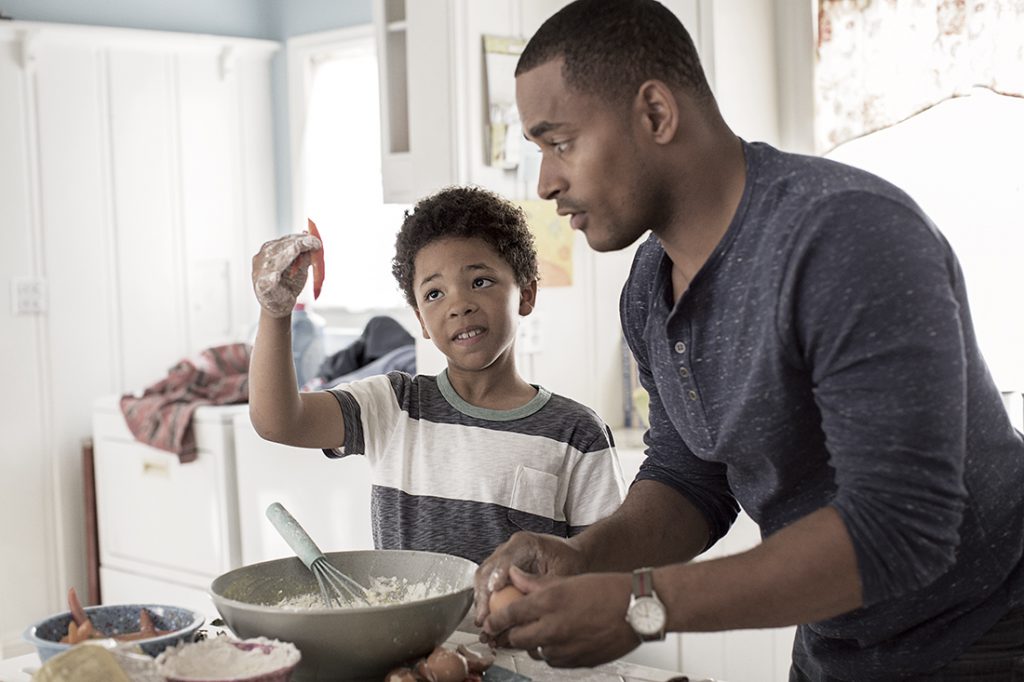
537 157 565 200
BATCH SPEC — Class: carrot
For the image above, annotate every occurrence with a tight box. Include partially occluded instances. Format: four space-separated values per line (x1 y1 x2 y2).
307 218 325 300
68 587 90 627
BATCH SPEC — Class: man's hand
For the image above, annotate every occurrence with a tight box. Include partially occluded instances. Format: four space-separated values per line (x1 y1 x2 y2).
251 233 323 318
485 567 640 668
473 531 587 631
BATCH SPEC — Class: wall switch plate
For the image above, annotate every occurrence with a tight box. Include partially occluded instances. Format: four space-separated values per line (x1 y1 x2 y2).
11 277 47 315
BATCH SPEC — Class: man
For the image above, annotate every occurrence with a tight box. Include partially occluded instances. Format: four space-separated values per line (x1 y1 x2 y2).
472 1 1024 680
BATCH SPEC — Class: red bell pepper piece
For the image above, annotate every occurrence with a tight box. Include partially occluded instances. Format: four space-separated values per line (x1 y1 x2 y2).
307 218 325 300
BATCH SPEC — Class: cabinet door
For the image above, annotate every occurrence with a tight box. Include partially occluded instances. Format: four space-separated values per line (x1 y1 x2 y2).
107 48 190 389
94 437 234 577
374 0 457 203
99 567 221 620
232 415 374 566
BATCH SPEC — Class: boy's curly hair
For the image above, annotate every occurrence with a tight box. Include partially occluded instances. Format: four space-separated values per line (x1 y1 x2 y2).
392 186 539 308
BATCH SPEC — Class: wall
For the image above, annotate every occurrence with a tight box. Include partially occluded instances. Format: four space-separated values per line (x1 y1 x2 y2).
0 0 374 234
0 0 275 39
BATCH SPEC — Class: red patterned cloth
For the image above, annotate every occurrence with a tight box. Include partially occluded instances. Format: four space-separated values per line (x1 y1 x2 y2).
120 343 251 463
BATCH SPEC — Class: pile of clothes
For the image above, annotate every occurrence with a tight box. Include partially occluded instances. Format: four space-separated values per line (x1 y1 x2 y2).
302 315 415 391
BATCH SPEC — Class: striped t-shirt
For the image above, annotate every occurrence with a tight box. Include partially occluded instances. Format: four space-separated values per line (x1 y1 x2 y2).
323 370 626 564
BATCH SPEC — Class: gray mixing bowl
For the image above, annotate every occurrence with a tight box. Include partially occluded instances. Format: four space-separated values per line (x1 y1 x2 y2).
210 550 477 681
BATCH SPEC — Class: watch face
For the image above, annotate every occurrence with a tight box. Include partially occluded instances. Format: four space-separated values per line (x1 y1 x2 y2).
628 596 666 635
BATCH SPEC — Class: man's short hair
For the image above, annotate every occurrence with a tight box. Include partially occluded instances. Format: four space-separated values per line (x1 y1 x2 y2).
392 186 539 308
516 0 712 106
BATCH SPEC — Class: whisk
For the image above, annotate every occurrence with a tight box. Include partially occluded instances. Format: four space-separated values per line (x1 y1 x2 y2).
266 502 370 607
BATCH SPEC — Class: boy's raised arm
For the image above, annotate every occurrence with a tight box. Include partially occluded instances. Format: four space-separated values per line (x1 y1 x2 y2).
248 233 345 449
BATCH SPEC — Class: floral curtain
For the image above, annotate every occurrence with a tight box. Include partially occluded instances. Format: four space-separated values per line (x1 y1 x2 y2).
815 0 1024 153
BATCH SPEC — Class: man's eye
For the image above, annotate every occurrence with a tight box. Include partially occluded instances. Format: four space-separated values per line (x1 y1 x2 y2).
553 140 569 153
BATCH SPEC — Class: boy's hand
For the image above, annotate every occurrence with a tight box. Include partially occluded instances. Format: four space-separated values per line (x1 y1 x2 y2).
252 233 323 317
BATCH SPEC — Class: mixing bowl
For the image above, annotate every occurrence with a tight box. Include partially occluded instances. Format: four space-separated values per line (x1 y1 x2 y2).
23 603 203 661
210 550 476 682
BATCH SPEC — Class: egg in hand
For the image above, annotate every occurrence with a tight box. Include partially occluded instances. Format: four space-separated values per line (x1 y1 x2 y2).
488 584 526 615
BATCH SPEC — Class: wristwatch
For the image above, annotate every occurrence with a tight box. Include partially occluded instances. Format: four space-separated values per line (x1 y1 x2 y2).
625 567 667 642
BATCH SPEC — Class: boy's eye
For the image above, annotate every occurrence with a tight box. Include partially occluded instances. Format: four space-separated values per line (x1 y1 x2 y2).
472 277 494 288
424 289 442 302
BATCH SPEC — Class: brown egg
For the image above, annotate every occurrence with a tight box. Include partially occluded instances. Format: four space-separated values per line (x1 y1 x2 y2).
456 643 496 674
425 646 468 682
383 666 417 682
488 584 526 615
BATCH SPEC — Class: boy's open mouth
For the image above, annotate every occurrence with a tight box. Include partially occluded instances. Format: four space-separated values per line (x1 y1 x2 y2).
453 327 485 342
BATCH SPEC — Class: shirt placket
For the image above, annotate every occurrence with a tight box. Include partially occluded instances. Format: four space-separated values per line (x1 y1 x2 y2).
666 317 714 453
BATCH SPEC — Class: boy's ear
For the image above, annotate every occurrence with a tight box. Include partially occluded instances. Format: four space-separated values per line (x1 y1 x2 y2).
519 280 538 316
413 308 431 339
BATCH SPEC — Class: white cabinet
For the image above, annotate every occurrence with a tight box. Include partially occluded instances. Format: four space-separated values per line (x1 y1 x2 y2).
373 0 458 203
232 414 374 567
371 0 559 203
0 20 277 648
92 397 248 620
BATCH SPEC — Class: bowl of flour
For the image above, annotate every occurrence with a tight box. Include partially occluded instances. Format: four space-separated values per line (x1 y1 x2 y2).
155 636 300 682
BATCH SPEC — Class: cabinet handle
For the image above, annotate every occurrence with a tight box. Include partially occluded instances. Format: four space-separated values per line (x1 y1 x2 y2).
142 460 170 477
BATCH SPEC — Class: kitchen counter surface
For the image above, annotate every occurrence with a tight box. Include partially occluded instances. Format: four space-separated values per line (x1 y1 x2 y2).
0 631 710 682
446 631 702 682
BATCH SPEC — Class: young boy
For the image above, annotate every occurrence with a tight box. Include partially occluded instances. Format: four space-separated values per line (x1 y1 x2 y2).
249 186 625 564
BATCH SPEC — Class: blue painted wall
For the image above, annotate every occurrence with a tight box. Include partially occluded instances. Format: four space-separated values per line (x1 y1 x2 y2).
273 0 372 40
0 0 373 232
0 0 276 39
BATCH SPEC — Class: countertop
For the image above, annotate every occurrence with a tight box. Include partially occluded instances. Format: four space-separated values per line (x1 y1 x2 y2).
0 631 713 682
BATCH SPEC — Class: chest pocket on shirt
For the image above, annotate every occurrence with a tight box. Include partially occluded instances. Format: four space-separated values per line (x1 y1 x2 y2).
507 465 557 534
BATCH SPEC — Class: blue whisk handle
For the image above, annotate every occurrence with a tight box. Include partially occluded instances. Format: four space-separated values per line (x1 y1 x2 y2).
266 502 324 570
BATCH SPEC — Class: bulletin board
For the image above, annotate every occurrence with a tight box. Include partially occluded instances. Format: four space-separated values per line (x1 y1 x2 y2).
483 35 526 169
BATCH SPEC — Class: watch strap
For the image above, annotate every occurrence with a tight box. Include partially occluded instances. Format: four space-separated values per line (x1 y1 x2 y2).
632 566 655 598
627 567 666 642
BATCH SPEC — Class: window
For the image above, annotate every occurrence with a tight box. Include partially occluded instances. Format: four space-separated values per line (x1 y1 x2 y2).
289 28 410 312
815 0 1024 391
824 89 1024 392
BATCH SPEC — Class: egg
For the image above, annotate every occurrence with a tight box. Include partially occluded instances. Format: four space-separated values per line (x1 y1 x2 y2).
425 646 468 682
456 643 496 674
383 667 417 682
488 584 526 615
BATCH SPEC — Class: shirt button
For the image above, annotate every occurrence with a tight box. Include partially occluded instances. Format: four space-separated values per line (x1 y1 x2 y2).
688 390 697 401
674 341 686 353
679 367 689 378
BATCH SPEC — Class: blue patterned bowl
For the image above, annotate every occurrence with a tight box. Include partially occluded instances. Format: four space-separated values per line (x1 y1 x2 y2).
23 603 204 661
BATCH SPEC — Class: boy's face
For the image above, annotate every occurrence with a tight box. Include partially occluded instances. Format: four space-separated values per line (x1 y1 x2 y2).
516 57 655 252
412 236 537 373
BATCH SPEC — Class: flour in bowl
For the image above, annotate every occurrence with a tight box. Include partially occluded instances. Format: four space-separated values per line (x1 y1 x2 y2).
155 636 300 679
274 575 454 609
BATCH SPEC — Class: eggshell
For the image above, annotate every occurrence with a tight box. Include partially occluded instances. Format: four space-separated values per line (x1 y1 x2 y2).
456 643 496 674
384 668 417 682
425 646 468 682
488 584 526 615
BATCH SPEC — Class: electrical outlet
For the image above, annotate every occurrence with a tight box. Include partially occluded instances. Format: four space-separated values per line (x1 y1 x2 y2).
11 277 47 315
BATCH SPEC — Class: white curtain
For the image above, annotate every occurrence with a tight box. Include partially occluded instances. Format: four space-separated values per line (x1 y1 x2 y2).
815 0 1024 153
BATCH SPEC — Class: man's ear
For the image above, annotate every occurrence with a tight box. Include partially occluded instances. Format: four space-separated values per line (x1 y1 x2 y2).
635 79 679 145
519 280 538 316
413 307 431 339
